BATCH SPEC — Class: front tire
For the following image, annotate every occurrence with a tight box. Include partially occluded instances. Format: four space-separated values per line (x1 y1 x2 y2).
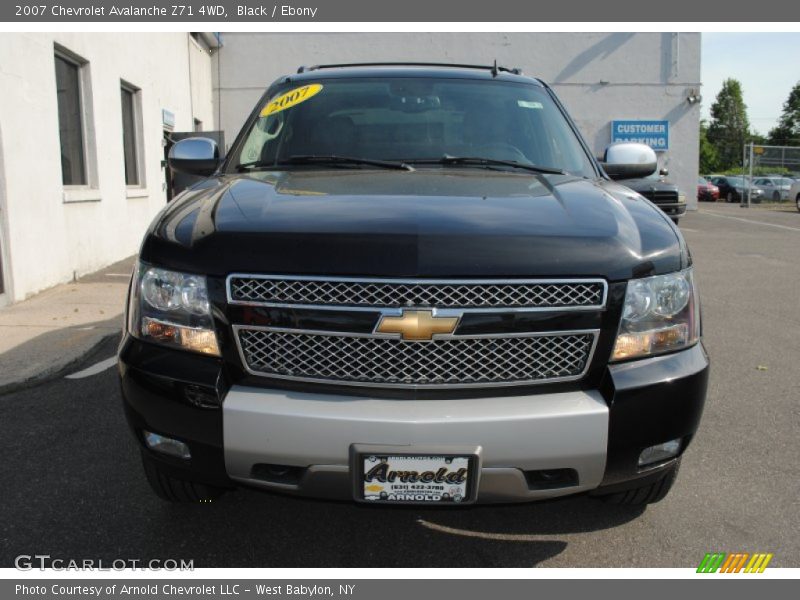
141 452 227 503
594 459 681 505
726 191 733 203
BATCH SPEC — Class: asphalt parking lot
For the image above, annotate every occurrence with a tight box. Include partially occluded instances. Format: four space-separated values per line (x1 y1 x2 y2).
1 202 798 568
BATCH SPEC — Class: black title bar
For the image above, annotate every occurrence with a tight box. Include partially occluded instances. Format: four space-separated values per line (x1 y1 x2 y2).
3 0 800 22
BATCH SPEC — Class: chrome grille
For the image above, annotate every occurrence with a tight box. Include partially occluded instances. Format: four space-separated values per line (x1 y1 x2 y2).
228 276 606 310
235 328 597 388
641 190 679 204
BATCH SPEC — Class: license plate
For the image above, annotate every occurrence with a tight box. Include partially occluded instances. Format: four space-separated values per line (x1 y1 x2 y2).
360 454 473 504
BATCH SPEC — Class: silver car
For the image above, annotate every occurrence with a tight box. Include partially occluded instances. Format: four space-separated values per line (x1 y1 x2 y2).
754 177 793 201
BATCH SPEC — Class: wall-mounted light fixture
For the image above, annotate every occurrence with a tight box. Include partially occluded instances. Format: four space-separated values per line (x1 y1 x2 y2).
686 89 702 104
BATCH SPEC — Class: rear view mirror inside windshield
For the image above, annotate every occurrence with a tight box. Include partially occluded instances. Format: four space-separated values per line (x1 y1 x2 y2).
390 95 442 112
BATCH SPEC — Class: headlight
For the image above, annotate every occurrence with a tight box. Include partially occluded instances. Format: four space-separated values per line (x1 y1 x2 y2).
128 262 220 356
612 268 700 361
678 193 686 204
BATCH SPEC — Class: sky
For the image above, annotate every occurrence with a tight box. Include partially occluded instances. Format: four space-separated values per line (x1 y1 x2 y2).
701 33 800 136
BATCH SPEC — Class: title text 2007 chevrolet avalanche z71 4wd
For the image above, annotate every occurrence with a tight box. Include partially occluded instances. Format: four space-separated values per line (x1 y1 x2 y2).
118 64 708 506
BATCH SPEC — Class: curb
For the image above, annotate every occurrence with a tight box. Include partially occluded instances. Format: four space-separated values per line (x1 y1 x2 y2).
0 331 120 397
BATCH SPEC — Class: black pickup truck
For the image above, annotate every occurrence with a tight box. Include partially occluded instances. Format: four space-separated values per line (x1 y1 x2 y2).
619 172 686 224
118 63 708 507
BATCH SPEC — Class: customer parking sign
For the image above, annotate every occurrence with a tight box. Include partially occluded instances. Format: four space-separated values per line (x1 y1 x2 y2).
611 120 669 151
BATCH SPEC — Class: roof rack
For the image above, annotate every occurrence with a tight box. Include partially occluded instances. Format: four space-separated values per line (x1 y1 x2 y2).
296 61 523 76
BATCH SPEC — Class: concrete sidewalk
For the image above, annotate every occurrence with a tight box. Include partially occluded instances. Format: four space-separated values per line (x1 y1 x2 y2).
0 256 135 394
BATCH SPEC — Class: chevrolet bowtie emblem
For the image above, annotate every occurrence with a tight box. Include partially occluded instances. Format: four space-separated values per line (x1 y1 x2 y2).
375 309 459 341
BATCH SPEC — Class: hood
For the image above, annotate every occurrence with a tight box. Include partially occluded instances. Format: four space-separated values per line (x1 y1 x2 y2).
141 169 687 281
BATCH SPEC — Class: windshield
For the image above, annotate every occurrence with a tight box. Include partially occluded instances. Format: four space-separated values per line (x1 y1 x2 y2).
228 77 595 177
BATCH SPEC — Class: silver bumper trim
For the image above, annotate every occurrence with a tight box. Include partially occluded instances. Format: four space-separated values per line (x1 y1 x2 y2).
223 386 609 503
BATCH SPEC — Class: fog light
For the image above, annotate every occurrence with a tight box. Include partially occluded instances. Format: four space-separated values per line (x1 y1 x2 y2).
638 439 681 467
143 431 191 460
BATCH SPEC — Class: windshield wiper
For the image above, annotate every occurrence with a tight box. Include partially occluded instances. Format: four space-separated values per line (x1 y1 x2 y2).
269 155 413 171
235 155 412 172
406 155 567 175
235 160 280 172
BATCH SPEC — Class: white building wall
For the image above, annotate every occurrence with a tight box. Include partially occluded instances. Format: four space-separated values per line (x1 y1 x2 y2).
188 36 216 130
213 32 700 209
0 33 214 302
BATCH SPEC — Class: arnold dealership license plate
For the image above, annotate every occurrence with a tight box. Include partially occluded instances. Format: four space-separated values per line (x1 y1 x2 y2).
360 454 474 503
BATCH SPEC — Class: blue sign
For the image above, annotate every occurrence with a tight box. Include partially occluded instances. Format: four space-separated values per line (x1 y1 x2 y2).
611 120 669 151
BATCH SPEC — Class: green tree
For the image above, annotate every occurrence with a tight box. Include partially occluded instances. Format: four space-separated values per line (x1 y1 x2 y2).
768 81 800 146
707 79 750 170
698 120 719 174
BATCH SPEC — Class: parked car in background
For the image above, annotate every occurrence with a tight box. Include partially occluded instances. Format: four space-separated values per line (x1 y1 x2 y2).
708 175 764 203
790 179 800 212
619 171 686 224
753 177 793 202
697 176 719 202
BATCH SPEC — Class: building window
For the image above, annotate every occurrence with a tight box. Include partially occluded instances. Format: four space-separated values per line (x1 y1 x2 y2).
120 84 141 186
55 54 86 185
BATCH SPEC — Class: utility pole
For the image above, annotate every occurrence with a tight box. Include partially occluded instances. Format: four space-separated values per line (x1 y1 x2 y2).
741 142 748 207
748 142 754 208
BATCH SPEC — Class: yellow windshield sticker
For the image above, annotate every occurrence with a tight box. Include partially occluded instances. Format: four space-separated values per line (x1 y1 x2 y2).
261 84 323 117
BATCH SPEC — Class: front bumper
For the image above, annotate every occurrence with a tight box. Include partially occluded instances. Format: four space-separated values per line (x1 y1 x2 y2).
223 386 609 502
698 190 718 202
119 336 709 503
652 202 687 217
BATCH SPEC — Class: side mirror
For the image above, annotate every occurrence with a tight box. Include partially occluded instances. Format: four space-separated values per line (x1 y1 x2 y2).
601 142 658 180
659 167 669 177
168 137 221 176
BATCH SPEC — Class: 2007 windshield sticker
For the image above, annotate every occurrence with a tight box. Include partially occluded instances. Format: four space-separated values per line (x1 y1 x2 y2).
260 84 323 117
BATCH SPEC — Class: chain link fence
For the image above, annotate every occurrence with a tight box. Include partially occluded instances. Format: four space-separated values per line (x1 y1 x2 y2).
741 144 800 206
